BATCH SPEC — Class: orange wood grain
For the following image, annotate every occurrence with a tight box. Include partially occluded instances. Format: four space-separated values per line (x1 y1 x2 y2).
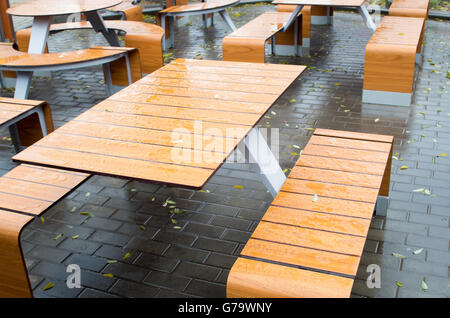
297 154 387 175
241 238 361 276
314 128 394 143
281 178 379 203
288 166 383 188
308 134 392 152
262 206 372 236
0 210 33 298
227 258 354 298
271 191 375 219
252 221 366 256
363 16 424 93
303 143 390 164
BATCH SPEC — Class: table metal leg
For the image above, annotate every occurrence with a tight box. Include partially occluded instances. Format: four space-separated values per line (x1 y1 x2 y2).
84 10 121 46
28 16 51 54
244 128 286 198
218 10 237 31
14 71 33 99
282 4 303 32
359 4 377 32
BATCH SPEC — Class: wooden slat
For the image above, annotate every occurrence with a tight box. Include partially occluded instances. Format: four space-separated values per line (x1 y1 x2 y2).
6 0 122 16
75 111 251 138
262 206 371 236
303 143 390 163
122 84 279 104
227 258 354 298
172 58 306 72
148 69 295 86
252 221 366 256
0 211 33 298
241 238 361 276
3 164 88 188
272 191 375 219
160 0 239 13
308 135 392 152
0 102 33 112
0 191 52 215
161 63 301 79
288 166 383 188
32 133 222 170
314 128 393 143
297 154 387 175
281 178 379 203
92 100 261 126
110 91 270 114
13 147 215 189
0 178 70 202
137 76 287 95
56 121 238 154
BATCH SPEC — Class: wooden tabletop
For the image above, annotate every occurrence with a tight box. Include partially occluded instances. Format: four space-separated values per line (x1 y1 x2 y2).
7 0 122 17
13 59 305 189
160 0 240 14
272 0 366 6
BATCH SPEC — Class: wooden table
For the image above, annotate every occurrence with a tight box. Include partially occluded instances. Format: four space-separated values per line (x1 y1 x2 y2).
273 0 377 33
6 0 123 98
13 59 306 197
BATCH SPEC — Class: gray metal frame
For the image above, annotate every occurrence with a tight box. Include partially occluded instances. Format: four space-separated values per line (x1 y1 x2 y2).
0 52 132 99
1 105 48 153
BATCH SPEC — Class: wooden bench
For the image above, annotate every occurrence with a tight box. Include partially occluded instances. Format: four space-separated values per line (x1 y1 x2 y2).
0 97 53 153
16 20 164 75
157 0 240 50
0 43 141 98
277 4 311 53
222 11 305 63
0 164 90 297
362 16 425 107
389 0 429 19
107 0 143 21
227 128 393 298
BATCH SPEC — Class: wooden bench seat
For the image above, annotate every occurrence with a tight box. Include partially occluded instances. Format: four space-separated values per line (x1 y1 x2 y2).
0 97 53 153
389 0 429 19
0 43 141 98
15 20 164 75
227 128 393 298
107 0 143 21
222 11 305 63
0 164 90 297
362 16 425 106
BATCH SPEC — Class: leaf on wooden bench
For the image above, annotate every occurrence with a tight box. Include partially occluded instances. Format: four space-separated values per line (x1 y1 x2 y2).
312 194 318 202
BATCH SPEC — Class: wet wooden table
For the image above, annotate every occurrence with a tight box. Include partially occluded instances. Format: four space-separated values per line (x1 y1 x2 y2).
13 59 306 195
273 0 377 32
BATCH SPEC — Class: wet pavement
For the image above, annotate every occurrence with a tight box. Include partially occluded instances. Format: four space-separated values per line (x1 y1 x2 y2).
0 3 449 298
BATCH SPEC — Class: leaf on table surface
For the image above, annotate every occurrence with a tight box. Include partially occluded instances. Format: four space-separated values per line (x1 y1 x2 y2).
312 194 318 202
374 118 380 123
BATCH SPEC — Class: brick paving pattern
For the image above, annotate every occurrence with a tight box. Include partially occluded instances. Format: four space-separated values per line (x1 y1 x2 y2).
0 3 449 298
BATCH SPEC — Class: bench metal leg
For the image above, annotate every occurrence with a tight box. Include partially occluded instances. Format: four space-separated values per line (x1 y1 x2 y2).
103 63 113 96
36 106 48 138
14 71 33 99
218 10 237 31
375 196 389 216
8 124 22 153
244 128 286 198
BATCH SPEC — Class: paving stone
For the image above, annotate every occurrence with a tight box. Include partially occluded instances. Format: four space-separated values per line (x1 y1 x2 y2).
144 270 191 291
110 279 160 298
